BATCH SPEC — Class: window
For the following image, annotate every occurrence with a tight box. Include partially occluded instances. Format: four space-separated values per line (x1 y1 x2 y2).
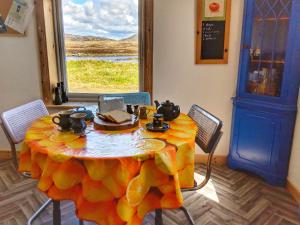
51 0 153 100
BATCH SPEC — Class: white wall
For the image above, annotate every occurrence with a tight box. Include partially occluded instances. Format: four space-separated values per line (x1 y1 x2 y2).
153 0 244 155
288 98 300 190
0 17 42 149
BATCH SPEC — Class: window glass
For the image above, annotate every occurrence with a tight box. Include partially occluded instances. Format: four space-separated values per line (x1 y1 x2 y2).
62 0 139 93
246 0 292 97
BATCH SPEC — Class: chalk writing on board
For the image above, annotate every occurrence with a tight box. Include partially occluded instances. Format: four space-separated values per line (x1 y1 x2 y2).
202 23 221 40
201 21 225 59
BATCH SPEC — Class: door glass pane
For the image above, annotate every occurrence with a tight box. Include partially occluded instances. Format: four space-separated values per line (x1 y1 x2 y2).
246 0 292 97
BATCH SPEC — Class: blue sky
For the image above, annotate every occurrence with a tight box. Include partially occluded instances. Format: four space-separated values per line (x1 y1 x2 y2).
62 0 138 40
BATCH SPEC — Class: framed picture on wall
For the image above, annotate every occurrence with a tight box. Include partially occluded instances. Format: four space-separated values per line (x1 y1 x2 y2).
203 0 226 20
196 0 231 64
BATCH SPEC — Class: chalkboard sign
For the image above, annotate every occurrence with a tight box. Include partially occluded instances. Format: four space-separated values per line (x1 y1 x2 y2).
201 21 225 59
196 0 231 64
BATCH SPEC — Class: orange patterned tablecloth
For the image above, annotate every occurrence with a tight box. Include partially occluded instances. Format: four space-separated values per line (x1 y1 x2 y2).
19 110 197 225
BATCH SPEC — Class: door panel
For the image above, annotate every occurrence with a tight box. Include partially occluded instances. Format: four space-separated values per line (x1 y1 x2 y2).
233 108 277 169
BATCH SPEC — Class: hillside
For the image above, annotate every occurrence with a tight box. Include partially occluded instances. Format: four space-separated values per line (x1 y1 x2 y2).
65 34 113 42
121 34 138 42
64 33 138 56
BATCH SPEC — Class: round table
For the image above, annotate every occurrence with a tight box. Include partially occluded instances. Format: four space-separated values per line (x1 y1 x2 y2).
19 110 197 225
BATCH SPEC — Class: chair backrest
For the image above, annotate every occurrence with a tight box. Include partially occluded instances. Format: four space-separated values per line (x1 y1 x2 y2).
188 104 222 153
98 92 151 105
0 99 49 144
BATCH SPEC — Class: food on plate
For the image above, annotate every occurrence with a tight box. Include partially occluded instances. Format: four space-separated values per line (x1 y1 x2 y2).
99 110 132 124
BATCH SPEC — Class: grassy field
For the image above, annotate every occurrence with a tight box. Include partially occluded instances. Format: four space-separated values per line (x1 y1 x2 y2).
67 60 139 93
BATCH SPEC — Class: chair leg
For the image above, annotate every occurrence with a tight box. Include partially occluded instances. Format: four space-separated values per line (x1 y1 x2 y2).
22 172 32 178
27 199 52 225
155 209 163 225
53 200 61 225
180 207 195 225
10 145 18 169
79 220 84 225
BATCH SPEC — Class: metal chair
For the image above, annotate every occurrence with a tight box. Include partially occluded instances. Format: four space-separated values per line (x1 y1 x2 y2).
155 104 223 225
0 99 83 225
0 99 49 169
98 92 151 105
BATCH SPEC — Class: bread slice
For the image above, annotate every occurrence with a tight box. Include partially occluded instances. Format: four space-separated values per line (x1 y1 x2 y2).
101 110 131 124
99 113 116 122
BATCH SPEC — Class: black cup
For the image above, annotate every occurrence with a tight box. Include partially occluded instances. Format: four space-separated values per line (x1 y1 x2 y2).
52 110 74 131
127 104 133 114
70 113 87 135
153 113 164 128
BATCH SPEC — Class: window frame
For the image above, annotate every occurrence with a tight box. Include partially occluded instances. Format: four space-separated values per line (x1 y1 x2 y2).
52 0 153 102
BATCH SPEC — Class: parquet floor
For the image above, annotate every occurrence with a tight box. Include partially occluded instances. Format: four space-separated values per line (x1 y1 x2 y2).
0 160 299 225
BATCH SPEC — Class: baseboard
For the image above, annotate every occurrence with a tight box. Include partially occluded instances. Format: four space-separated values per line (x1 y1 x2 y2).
0 150 19 160
195 154 227 165
287 179 300 204
0 150 12 160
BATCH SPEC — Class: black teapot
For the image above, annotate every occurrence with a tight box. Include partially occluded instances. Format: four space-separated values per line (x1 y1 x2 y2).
154 100 180 121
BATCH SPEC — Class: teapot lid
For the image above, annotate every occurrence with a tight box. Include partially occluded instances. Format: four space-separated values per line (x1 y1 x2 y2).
162 100 174 106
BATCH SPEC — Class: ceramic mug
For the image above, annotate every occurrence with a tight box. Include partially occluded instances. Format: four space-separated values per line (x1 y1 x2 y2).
153 113 164 128
52 110 74 131
70 113 87 135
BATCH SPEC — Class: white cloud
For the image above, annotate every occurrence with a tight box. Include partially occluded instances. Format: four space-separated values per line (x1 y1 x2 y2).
62 0 138 39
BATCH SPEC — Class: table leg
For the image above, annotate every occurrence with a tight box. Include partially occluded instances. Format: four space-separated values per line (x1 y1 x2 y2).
155 209 163 225
53 200 61 225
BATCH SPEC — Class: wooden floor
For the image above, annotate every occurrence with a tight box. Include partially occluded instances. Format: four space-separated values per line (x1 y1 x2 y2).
0 160 299 225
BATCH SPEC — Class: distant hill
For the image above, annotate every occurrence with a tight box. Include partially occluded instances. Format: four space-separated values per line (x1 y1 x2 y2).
65 33 138 42
64 33 138 56
121 34 138 42
65 34 113 42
